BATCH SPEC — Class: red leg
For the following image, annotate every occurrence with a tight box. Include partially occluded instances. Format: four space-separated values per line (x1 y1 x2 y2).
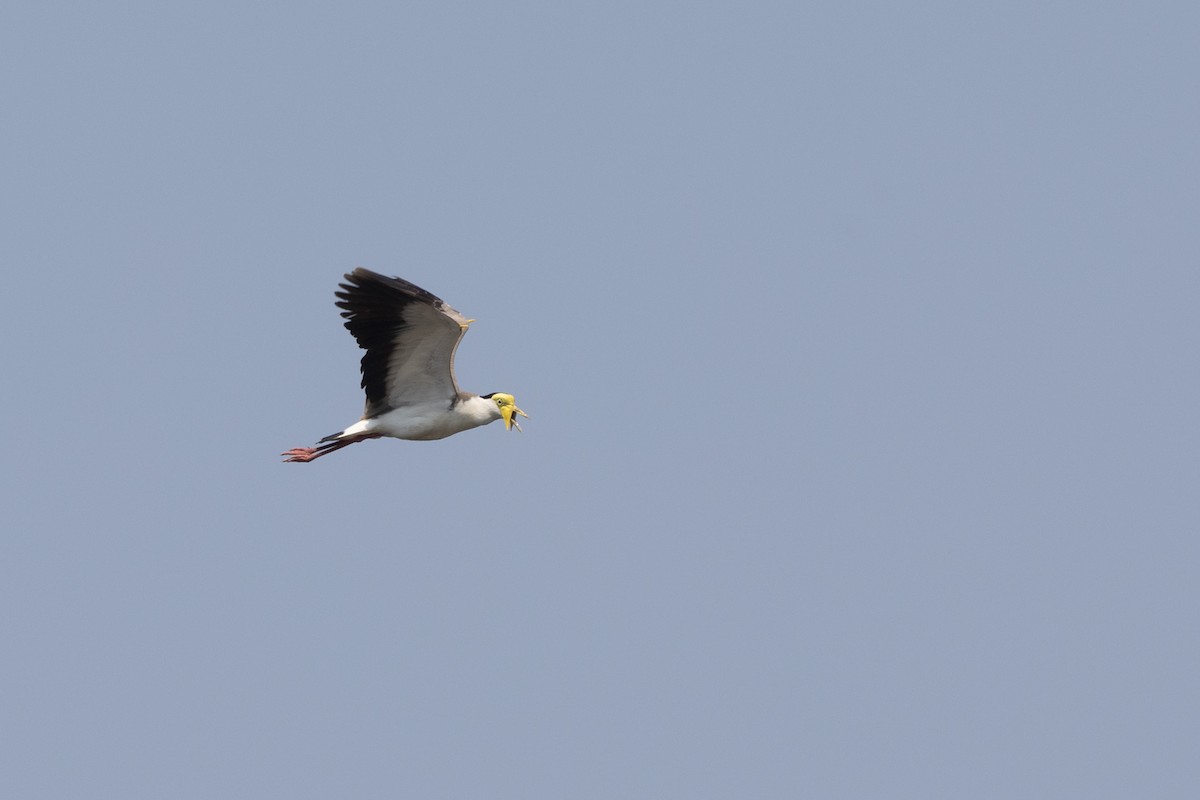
281 433 381 463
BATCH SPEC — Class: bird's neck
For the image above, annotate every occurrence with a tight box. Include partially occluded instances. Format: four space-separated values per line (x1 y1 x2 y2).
457 395 501 425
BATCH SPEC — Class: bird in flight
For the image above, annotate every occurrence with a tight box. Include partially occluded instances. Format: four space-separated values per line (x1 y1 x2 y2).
283 268 527 463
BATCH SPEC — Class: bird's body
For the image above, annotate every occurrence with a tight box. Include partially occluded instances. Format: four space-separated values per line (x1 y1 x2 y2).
340 394 504 441
283 269 526 462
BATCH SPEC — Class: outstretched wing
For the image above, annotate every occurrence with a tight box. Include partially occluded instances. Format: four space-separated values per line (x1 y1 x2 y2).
334 268 472 418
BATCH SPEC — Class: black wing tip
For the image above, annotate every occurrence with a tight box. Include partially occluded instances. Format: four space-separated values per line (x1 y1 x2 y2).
337 268 445 308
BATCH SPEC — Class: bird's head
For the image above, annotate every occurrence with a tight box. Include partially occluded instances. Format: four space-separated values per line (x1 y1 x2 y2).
486 393 528 431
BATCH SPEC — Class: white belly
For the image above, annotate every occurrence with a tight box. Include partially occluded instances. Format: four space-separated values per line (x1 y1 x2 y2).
343 399 497 441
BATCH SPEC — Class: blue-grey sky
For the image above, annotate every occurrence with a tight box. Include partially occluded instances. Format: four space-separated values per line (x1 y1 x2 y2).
3 2 1198 797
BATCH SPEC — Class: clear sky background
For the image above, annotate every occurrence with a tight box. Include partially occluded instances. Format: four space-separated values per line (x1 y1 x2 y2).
3 2 1198 798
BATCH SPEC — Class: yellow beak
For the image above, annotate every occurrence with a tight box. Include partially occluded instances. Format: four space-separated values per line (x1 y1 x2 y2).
501 404 529 432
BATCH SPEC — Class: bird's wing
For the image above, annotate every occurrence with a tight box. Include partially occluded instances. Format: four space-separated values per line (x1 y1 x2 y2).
335 268 472 418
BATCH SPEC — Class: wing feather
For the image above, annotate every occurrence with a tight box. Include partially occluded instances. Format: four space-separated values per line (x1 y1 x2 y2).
334 268 471 418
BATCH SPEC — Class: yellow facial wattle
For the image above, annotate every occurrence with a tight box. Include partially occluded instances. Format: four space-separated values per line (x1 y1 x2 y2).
494 394 529 431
